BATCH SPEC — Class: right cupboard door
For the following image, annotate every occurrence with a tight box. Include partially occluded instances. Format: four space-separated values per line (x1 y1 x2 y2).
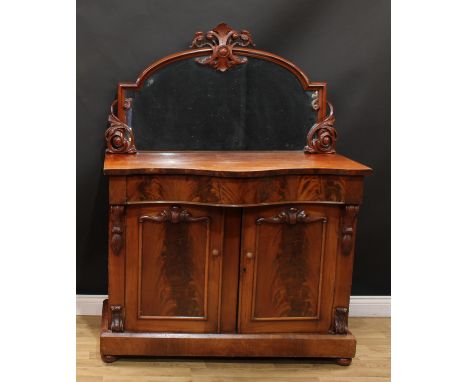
238 204 339 333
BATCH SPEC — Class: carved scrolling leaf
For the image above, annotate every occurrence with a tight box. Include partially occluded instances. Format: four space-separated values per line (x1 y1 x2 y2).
191 23 255 72
105 99 137 154
256 207 327 225
304 102 337 154
139 206 209 224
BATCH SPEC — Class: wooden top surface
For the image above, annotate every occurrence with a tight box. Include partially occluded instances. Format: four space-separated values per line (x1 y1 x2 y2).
104 151 372 177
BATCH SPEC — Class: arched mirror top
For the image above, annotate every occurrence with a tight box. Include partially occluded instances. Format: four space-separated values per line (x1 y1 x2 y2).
105 23 337 155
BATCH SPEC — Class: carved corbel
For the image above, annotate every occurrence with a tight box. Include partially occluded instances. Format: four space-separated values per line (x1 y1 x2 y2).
341 205 359 256
139 206 209 224
110 205 124 255
330 307 349 334
304 102 337 154
110 305 124 332
191 23 254 72
105 99 137 154
256 207 327 225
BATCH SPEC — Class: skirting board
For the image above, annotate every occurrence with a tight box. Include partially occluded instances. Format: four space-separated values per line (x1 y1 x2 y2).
76 295 390 317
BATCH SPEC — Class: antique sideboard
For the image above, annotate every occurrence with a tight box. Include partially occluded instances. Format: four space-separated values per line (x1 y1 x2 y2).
100 23 372 366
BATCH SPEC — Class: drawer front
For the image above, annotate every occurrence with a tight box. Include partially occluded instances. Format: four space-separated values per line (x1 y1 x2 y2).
126 174 363 205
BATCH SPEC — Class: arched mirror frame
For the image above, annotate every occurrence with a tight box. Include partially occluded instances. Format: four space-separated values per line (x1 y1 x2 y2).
105 23 337 155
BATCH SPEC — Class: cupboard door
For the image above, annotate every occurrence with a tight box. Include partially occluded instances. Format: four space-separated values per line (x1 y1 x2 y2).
125 204 224 332
238 205 339 333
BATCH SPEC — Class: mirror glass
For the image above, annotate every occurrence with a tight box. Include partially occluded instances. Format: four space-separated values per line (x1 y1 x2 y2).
128 57 316 150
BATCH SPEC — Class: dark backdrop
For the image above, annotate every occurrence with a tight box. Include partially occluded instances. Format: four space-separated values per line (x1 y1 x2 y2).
77 0 390 295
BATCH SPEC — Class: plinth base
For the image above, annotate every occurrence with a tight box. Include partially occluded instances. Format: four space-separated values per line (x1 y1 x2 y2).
100 300 355 365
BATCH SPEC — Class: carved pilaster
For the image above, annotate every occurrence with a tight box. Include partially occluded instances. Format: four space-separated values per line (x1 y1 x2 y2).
110 305 124 332
331 307 349 334
341 205 359 256
110 205 124 255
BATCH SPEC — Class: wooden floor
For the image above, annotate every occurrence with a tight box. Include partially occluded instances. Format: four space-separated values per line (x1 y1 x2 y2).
77 316 390 382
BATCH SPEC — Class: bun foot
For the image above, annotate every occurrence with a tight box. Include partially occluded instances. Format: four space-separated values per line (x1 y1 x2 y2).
101 354 118 363
336 357 352 366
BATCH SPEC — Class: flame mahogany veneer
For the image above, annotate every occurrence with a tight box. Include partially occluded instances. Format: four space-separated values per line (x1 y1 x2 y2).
101 24 371 366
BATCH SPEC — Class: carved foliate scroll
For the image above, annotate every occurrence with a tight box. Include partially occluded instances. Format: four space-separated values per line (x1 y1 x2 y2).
139 206 209 224
311 90 320 111
342 205 359 256
110 305 124 332
105 99 136 154
110 205 124 255
304 102 337 154
256 207 327 225
331 307 349 334
191 23 255 72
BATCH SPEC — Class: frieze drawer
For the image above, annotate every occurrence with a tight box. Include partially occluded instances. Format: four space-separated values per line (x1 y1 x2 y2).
125 174 364 206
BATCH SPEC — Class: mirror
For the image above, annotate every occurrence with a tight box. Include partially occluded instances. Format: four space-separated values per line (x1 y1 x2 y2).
127 57 317 151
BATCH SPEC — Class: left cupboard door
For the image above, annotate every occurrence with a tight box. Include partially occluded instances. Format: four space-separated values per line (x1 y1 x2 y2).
125 204 224 333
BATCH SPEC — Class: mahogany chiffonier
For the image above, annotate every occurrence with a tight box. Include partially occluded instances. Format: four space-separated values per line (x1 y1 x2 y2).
100 23 372 366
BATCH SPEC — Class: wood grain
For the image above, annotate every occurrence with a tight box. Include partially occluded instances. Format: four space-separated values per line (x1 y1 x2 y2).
126 174 365 205
238 205 339 334
125 204 224 333
104 152 372 177
139 214 207 317
108 176 126 204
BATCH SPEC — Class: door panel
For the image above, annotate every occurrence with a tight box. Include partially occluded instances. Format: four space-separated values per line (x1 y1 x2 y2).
238 205 339 333
125 204 224 332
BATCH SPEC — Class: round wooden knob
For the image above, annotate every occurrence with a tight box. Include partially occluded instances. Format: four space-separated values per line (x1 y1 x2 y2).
246 251 254 259
212 249 219 256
